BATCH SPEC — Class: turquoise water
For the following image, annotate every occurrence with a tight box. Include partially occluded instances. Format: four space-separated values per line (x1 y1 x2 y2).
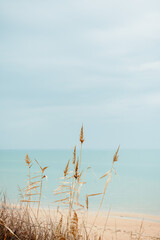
0 149 160 216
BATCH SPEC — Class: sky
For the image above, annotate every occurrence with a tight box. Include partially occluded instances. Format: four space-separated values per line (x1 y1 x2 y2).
0 0 160 149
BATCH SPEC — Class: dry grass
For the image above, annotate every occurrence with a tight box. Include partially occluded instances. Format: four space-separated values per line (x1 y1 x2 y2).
53 125 120 238
0 195 65 240
19 156 47 218
0 124 128 240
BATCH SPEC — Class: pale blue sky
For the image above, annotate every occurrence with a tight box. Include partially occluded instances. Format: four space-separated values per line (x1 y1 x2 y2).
0 0 160 149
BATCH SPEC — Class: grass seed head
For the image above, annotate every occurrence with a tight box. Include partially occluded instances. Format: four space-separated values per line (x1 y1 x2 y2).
86 195 88 210
64 160 70 177
25 153 31 166
74 158 79 179
70 211 78 238
73 146 76 164
80 124 84 144
113 145 120 163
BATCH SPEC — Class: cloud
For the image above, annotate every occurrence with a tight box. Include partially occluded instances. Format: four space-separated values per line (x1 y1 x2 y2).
86 12 160 57
129 61 160 72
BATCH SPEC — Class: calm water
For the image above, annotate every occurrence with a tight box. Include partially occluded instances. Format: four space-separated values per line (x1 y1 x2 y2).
0 149 160 216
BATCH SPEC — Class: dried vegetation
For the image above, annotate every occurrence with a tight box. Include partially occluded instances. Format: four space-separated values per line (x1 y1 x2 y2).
0 125 122 240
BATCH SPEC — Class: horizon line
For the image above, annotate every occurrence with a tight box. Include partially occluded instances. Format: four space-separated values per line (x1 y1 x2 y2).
0 148 160 151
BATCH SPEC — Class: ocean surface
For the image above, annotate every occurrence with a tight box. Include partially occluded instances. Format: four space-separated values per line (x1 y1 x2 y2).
0 149 160 216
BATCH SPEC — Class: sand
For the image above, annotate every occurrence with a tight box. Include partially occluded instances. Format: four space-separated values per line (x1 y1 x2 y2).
85 211 160 239
37 208 160 239
9 204 160 239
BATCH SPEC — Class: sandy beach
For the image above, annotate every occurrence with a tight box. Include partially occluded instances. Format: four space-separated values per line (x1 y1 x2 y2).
34 207 160 239
2 202 160 240
85 211 160 239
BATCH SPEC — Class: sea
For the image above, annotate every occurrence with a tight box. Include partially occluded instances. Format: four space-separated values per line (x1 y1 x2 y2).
0 149 160 216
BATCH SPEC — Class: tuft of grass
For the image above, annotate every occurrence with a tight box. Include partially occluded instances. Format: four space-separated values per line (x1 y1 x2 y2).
19 155 48 218
1 125 132 240
54 125 120 238
0 196 61 240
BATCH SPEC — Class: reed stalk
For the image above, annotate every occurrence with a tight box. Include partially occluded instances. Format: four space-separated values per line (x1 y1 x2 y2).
25 154 32 208
35 159 48 218
88 146 120 237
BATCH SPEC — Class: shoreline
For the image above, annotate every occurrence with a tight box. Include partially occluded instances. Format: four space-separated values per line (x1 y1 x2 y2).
2 203 160 239
9 203 160 223
99 211 160 223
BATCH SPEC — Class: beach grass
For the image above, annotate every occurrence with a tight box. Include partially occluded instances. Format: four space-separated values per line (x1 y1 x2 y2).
0 125 155 239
